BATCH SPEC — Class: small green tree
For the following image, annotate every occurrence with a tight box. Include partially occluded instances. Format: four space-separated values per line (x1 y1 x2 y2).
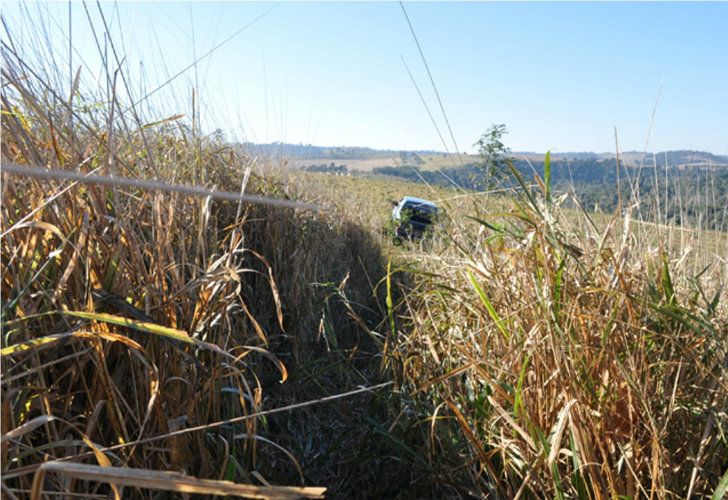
474 123 511 187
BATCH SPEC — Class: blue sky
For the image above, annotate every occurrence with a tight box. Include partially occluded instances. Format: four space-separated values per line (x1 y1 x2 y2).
3 2 727 154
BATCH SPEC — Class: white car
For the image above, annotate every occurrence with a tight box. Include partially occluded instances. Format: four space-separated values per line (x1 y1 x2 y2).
391 196 439 240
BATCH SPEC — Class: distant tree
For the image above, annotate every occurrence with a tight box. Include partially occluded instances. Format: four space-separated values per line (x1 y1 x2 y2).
474 123 511 186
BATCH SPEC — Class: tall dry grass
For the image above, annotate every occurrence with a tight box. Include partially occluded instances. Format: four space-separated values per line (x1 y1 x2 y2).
0 14 398 497
388 162 728 497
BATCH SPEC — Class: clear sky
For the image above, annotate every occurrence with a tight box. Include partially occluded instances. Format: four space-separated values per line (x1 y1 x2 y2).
3 1 727 154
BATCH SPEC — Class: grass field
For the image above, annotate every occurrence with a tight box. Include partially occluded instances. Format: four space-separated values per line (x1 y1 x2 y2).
419 153 481 170
293 153 482 172
295 171 728 281
289 167 728 497
2 9 727 499
293 171 469 225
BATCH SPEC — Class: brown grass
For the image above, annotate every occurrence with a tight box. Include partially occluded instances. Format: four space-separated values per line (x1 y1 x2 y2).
387 173 728 497
0 22 394 497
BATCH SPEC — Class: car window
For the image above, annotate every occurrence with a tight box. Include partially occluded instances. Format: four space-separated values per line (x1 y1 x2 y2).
403 202 436 214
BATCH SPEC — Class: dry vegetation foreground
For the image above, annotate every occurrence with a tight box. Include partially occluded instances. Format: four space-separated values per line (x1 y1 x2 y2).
2 31 728 500
298 171 728 497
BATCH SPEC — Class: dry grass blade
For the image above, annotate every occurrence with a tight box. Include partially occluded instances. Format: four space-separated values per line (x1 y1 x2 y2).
2 163 320 211
547 399 575 468
30 462 325 499
1 416 57 443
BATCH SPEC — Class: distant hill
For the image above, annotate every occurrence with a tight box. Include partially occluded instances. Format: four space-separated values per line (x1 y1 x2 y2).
514 150 728 168
238 142 728 169
239 142 442 160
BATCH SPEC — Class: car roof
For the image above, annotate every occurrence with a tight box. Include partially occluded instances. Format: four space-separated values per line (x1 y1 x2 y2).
401 196 437 207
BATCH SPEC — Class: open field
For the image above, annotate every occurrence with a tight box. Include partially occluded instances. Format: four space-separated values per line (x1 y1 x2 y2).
293 153 484 172
290 171 472 227
293 157 398 171
419 153 481 170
